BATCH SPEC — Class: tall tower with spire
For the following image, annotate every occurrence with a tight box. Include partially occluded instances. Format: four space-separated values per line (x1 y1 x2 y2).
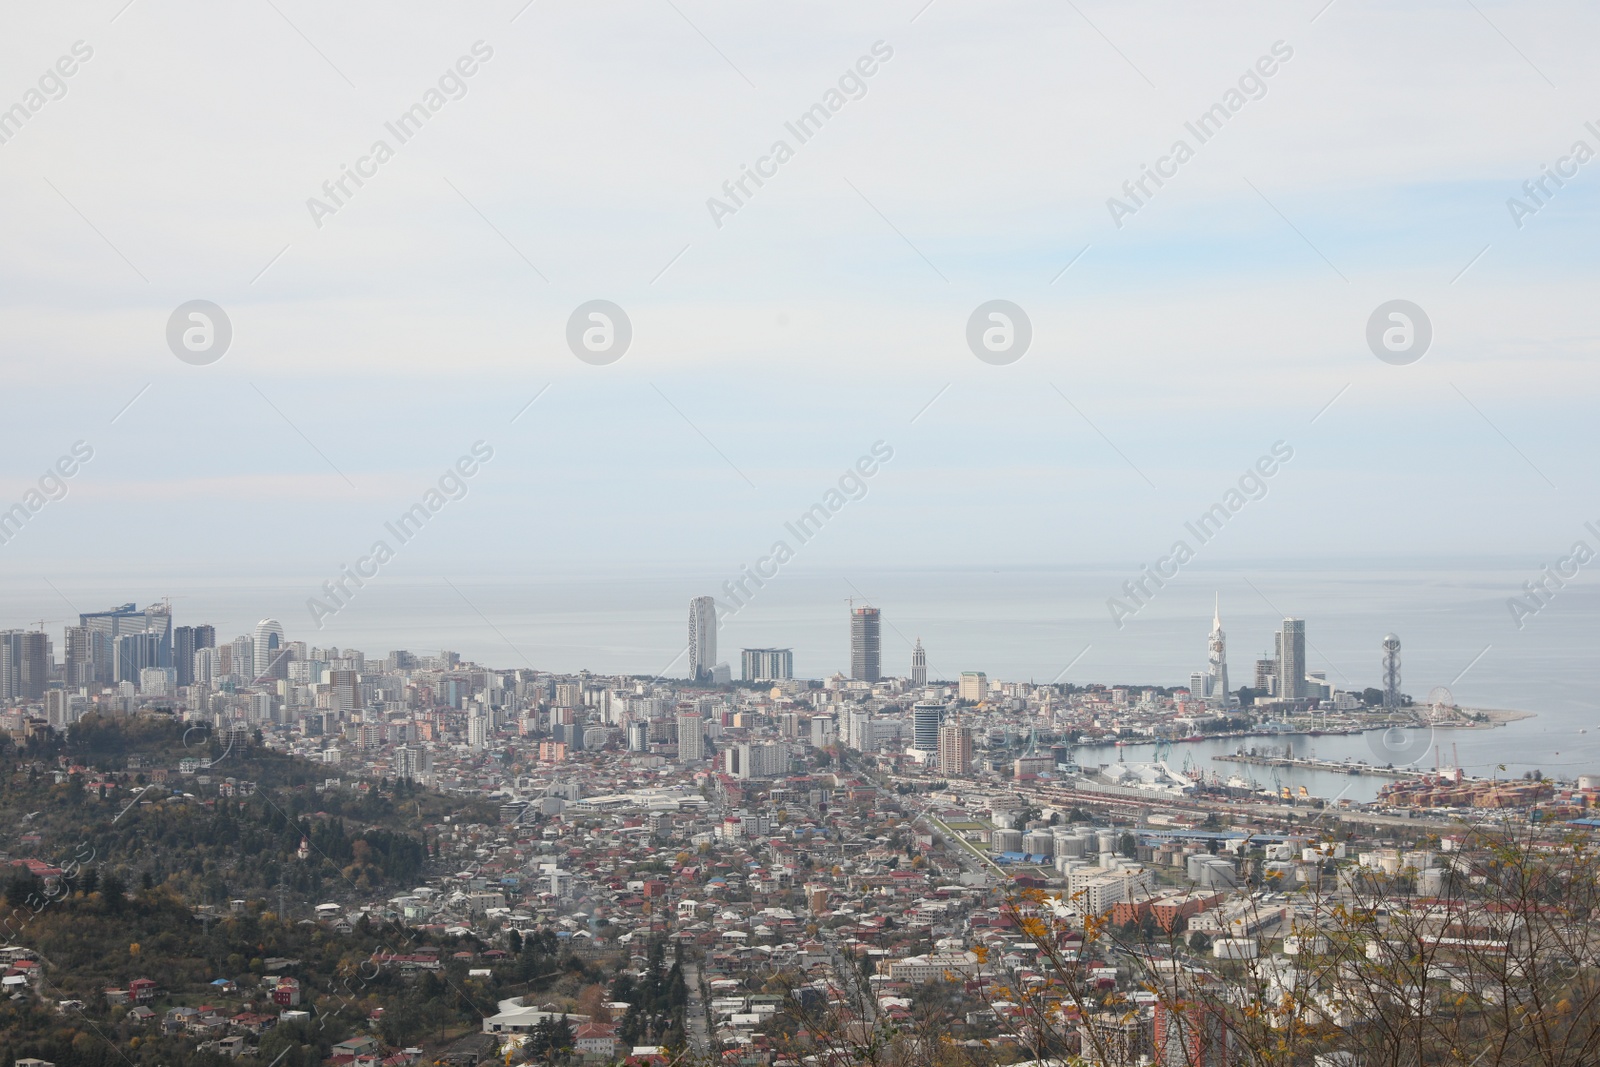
911 638 927 687
1207 595 1231 708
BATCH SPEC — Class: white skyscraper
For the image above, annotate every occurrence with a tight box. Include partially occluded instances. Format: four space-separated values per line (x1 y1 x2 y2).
725 741 786 779
911 638 926 687
1277 618 1306 701
253 619 286 683
1207 596 1230 708
844 706 874 751
688 596 717 683
230 635 254 683
193 646 221 688
810 714 836 749
677 712 705 763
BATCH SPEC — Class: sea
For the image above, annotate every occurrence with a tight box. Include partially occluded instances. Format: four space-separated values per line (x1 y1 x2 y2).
8 560 1600 793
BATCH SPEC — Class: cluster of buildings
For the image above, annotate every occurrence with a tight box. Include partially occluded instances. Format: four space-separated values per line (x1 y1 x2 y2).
0 598 1545 831
1183 603 1401 712
0 595 1588 1067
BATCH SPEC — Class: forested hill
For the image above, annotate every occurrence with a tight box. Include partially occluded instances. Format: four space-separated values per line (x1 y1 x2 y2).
1 714 495 905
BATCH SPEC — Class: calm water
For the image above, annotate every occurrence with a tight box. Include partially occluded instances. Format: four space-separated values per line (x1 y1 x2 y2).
1073 721 1591 803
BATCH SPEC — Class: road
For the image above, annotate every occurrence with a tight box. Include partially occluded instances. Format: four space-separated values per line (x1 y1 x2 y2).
683 959 710 1054
855 769 999 884
918 811 1002 881
826 939 878 1023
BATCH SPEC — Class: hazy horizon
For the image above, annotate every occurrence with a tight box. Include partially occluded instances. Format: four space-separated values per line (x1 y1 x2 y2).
5 1 1599 717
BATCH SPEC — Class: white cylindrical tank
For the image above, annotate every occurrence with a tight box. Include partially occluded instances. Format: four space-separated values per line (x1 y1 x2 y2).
991 829 1023 854
1024 831 1056 856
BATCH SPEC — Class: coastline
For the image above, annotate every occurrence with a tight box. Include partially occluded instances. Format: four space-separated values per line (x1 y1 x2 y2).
1076 710 1541 752
1469 707 1538 724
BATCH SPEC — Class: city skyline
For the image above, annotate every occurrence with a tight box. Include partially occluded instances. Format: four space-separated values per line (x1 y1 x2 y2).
7 592 1403 704
5 5 1600 1064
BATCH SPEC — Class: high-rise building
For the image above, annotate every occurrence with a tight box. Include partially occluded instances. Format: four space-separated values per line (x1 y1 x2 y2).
844 705 874 751
958 671 987 703
193 647 219 687
231 635 255 684
1383 634 1402 709
1078 1012 1151 1067
627 720 649 752
0 630 50 702
688 596 717 683
1188 671 1208 700
740 648 794 682
1254 658 1277 696
912 701 947 752
174 626 198 688
1276 618 1306 701
850 607 880 682
810 714 836 749
140 667 175 696
329 669 358 714
468 715 489 750
1153 1000 1230 1067
253 619 287 683
395 744 432 782
63 625 92 686
911 638 926 686
725 741 786 779
79 602 171 684
116 632 162 686
45 689 82 729
677 712 705 763
1207 596 1230 708
937 720 973 777
556 711 587 752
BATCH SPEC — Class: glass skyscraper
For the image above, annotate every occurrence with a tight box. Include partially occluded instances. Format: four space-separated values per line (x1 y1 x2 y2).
850 606 880 682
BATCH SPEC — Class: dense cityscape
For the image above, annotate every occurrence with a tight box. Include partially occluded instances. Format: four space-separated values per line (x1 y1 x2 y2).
10 0 1597 1061
0 594 1589 1067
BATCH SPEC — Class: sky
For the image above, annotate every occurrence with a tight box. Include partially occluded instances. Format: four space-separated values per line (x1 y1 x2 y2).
3 0 1599 684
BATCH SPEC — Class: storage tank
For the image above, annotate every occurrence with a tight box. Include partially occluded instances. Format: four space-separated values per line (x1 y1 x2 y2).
1023 831 1055 856
991 829 1023 854
1263 860 1297 886
1096 829 1119 855
1213 937 1258 960
1054 834 1084 859
1194 858 1239 890
1284 934 1329 956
